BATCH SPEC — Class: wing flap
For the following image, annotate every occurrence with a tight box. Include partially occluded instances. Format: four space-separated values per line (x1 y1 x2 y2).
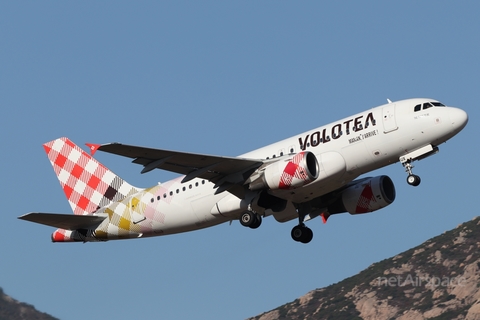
19 212 106 230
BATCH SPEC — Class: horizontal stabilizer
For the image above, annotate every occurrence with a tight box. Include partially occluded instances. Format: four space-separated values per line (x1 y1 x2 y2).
19 212 106 230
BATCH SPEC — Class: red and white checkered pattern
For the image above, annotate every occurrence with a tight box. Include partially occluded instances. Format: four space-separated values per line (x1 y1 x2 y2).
44 137 139 215
355 182 376 213
279 152 312 189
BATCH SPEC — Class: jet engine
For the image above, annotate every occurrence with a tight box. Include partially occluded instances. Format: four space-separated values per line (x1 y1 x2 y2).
249 151 319 191
328 175 396 214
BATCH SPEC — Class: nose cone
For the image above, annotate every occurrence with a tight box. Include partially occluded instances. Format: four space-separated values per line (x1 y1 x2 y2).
450 108 469 134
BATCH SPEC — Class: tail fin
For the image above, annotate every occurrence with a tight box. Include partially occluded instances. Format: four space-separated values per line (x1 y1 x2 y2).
43 137 140 215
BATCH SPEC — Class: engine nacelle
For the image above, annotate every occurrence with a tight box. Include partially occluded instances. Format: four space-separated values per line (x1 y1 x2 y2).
329 175 396 214
249 151 319 191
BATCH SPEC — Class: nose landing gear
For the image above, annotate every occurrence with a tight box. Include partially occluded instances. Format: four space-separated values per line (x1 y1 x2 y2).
402 160 421 187
400 145 439 187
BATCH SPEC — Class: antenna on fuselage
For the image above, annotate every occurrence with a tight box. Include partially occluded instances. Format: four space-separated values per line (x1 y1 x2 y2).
387 99 392 103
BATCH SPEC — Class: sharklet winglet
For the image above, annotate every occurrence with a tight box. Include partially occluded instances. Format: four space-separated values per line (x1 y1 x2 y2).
85 142 101 156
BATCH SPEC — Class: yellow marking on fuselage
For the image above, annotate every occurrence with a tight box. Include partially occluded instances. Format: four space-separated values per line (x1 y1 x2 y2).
105 207 114 219
94 230 108 239
131 196 140 209
119 216 131 230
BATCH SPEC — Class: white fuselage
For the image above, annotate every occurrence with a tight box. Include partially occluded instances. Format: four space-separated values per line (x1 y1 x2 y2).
92 98 467 240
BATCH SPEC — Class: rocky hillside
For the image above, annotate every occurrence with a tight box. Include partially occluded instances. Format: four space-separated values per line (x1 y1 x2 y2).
248 216 480 320
0 288 58 320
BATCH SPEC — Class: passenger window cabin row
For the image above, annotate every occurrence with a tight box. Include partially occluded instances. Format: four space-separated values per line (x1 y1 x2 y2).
150 179 207 202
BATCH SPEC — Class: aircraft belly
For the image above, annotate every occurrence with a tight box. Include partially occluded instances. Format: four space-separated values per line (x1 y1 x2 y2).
190 195 226 225
211 193 249 218
272 201 298 222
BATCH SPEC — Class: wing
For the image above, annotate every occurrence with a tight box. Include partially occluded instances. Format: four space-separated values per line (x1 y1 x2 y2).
96 142 264 198
19 212 106 230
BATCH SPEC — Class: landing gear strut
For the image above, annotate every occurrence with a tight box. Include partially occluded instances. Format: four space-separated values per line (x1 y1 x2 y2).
240 211 262 229
291 204 313 244
400 145 439 187
402 160 421 187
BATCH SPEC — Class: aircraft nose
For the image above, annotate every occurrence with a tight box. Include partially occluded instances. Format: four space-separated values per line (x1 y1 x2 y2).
449 107 468 133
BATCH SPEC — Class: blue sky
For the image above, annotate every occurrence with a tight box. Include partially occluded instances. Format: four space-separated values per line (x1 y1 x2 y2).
1 2 479 319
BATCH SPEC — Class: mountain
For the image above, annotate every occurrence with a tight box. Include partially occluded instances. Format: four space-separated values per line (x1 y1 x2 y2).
0 288 58 320
248 216 480 320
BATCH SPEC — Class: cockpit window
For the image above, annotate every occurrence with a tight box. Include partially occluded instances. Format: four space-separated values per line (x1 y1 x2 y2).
414 101 446 112
423 102 434 110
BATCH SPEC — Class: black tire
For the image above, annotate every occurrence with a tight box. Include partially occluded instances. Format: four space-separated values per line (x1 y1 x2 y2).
291 225 313 243
407 174 421 187
249 214 262 229
291 225 303 242
300 227 313 244
240 211 255 227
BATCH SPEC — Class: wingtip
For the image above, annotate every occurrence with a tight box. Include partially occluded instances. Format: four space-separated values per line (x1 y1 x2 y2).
18 213 31 220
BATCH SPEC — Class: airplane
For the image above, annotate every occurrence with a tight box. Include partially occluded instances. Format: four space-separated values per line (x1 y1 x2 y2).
19 98 468 244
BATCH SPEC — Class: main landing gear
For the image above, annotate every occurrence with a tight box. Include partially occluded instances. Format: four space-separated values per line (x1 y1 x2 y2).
239 211 262 229
291 224 313 244
239 207 313 244
402 160 421 187
290 204 313 244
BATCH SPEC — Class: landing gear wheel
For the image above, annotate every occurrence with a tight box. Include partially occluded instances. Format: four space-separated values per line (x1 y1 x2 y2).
301 227 313 244
291 225 303 241
291 225 313 244
240 211 255 227
407 174 421 187
402 159 421 187
249 214 262 229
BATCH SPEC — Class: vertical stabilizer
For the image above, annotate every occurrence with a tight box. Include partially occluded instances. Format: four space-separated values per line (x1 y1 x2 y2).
43 137 140 215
